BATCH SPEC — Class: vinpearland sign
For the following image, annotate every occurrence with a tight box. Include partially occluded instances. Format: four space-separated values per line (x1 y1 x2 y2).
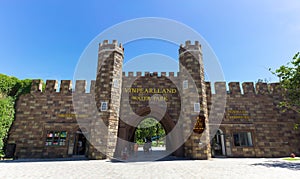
124 88 178 101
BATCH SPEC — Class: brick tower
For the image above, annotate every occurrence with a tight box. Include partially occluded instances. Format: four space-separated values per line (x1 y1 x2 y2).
90 40 124 159
179 41 211 159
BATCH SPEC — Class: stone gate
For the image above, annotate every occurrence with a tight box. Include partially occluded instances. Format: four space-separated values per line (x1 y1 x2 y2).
8 40 299 160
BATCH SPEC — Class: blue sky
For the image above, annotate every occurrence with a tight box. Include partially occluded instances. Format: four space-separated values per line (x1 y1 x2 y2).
0 0 299 83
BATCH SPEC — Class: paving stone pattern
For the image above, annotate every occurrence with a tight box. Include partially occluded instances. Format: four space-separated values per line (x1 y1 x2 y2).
1 158 300 179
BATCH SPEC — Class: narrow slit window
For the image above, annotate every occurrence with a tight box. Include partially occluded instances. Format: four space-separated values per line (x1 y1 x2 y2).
113 79 119 88
194 103 200 112
100 102 108 111
183 80 188 89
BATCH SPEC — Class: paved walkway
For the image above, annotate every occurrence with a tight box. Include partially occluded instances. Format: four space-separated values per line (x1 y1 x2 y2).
1 157 300 178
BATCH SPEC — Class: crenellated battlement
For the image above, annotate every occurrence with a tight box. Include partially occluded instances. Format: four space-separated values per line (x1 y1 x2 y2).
179 40 202 55
98 40 124 54
205 81 282 95
30 80 96 94
180 40 201 48
29 79 282 96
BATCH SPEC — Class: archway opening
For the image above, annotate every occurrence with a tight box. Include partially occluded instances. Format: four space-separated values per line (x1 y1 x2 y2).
115 107 184 161
211 129 226 157
134 117 166 152
73 129 87 156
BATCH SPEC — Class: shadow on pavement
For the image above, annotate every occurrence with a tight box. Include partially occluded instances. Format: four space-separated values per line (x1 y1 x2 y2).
0 157 89 163
252 160 300 171
0 152 189 164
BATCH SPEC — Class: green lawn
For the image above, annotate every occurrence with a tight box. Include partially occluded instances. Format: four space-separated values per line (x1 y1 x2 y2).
282 157 300 161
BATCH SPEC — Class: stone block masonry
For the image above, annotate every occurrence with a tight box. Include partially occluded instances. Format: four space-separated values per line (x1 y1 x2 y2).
7 40 300 160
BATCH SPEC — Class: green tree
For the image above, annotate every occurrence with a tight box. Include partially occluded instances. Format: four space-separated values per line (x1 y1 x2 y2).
0 74 19 97
271 52 300 127
0 97 15 156
0 74 33 157
134 118 165 145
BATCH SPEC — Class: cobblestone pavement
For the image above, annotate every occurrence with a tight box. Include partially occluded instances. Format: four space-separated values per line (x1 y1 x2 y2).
1 157 300 179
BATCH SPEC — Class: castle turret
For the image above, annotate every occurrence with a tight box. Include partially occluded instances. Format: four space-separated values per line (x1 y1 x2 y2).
179 40 210 159
89 40 124 159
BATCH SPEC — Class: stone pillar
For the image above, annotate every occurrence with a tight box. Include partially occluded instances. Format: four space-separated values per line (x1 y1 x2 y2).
90 40 124 159
179 40 210 159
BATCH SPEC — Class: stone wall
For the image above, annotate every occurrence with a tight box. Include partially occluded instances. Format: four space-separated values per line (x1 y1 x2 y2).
8 78 300 159
8 79 96 158
207 82 300 157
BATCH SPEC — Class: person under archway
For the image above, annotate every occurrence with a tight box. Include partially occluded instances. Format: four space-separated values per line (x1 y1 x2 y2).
133 142 139 157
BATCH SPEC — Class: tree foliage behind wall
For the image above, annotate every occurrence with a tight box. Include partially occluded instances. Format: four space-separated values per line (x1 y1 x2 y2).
134 118 166 145
0 74 32 157
0 97 15 156
271 52 300 128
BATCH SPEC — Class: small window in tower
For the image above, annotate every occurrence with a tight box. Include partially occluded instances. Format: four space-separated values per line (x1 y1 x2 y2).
194 103 200 112
183 80 188 89
100 102 108 111
113 79 119 88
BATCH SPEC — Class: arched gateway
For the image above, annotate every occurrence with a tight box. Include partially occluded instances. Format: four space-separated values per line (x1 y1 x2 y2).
7 40 212 160
90 40 210 160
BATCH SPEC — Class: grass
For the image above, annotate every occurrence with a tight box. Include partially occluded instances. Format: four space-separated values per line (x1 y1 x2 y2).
282 157 300 161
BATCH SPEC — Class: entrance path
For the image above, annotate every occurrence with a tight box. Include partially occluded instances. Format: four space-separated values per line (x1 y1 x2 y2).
1 158 299 178
123 146 170 162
